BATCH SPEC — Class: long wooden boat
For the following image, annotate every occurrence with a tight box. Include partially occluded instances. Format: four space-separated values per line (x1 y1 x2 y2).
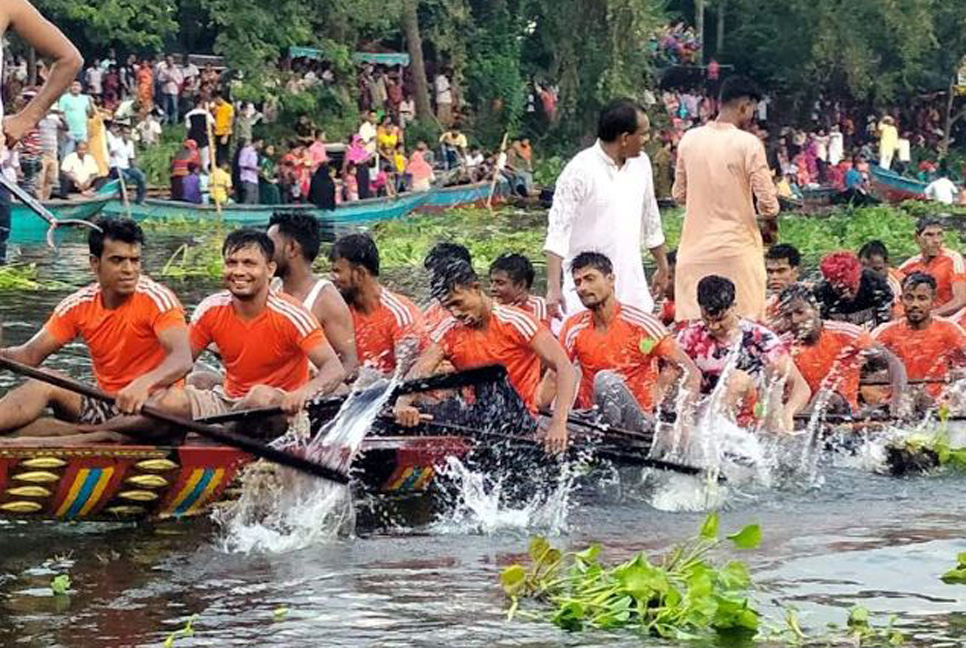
100 181 510 230
0 435 473 522
869 165 927 203
9 189 116 244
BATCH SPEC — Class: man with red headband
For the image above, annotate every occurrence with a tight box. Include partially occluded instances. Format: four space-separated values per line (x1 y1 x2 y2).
898 216 966 317
813 251 893 329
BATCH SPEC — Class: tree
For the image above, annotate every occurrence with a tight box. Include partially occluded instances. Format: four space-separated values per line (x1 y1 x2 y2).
400 0 433 120
35 0 178 51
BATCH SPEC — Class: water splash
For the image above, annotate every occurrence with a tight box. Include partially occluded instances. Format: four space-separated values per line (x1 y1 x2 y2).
214 377 395 554
429 455 577 536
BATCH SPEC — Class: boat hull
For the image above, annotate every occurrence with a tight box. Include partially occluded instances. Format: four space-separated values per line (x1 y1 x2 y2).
10 196 113 244
869 165 927 203
0 435 472 522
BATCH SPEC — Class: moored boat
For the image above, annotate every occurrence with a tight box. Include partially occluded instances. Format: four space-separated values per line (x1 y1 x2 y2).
869 165 927 203
9 192 115 244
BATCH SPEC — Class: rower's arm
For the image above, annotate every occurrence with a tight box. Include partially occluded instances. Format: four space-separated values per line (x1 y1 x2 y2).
934 280 966 317
2 0 82 142
133 327 192 391
2 329 63 367
770 354 811 431
866 345 908 416
302 341 346 398
530 329 577 453
661 341 702 405
314 285 359 380
393 343 446 425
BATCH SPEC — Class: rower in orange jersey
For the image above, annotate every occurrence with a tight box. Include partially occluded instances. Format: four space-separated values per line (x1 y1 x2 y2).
393 260 578 454
774 283 907 416
421 242 472 331
329 233 427 376
558 252 700 431
873 272 966 407
489 253 552 327
898 217 966 317
0 218 193 443
859 240 903 318
156 229 345 424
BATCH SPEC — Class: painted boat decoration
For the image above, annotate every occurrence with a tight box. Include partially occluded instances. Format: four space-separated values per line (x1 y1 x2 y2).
869 165 927 203
100 180 510 230
0 435 472 522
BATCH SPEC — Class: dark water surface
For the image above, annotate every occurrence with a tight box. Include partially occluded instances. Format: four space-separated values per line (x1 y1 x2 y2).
0 236 964 648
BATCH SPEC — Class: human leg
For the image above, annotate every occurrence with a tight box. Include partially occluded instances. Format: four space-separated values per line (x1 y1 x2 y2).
124 167 147 203
0 379 84 434
592 370 653 432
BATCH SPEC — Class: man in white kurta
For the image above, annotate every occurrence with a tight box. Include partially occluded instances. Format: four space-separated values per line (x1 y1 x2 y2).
544 102 667 319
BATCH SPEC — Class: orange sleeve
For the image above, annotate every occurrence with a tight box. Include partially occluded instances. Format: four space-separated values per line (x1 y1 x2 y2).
298 328 329 356
558 320 577 361
153 305 187 335
44 297 83 345
188 315 213 354
653 334 676 358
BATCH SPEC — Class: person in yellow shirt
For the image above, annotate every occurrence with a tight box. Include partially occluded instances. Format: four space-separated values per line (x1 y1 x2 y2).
878 115 898 170
210 161 233 206
213 93 234 166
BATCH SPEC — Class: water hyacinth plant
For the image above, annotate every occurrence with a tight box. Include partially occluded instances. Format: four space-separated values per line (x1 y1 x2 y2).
499 513 762 639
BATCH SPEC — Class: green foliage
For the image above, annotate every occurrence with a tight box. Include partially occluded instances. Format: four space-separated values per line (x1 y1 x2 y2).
49 574 71 596
0 264 69 291
405 120 443 149
138 138 182 188
941 553 966 585
160 239 226 280
532 156 565 187
499 514 762 639
36 0 178 51
846 606 905 645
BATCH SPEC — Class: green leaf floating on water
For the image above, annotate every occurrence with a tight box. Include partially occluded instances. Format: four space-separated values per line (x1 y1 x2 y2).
700 512 720 539
727 525 762 550
941 553 966 584
500 564 527 595
50 574 70 595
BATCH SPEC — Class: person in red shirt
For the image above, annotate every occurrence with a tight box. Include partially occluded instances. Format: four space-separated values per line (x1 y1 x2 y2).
559 252 699 431
329 233 426 376
0 218 192 442
157 229 344 423
898 217 966 316
774 283 906 415
488 253 551 327
422 242 472 331
873 271 966 406
393 260 577 454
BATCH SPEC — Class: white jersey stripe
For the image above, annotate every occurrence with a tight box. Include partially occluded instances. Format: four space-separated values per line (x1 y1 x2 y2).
191 291 232 323
494 306 538 337
268 298 316 337
431 316 459 343
382 291 414 327
269 294 318 331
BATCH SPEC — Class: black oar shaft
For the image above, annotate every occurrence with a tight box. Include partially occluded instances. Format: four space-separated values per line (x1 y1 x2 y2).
0 356 349 484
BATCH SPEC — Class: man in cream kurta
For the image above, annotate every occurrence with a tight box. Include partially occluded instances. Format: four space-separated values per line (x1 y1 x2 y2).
673 76 780 322
544 100 667 320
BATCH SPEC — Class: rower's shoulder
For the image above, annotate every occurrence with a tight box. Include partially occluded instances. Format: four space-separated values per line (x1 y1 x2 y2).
870 318 902 338
824 320 866 340
191 290 232 322
135 276 182 311
52 283 101 316
380 289 421 327
618 304 667 336
492 304 540 338
267 293 320 336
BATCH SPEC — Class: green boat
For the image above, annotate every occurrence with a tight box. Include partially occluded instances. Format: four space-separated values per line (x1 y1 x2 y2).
9 185 117 244
101 180 510 232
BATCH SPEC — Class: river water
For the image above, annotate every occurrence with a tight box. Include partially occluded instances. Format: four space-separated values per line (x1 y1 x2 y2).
0 233 964 648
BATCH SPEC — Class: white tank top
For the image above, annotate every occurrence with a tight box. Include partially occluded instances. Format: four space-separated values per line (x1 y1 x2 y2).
302 278 332 311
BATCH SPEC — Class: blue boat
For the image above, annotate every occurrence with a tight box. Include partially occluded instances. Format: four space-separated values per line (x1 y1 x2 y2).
869 165 927 203
8 181 119 244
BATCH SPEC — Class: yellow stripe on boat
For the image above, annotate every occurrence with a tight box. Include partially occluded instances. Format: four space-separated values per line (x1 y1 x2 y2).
165 468 225 517
55 467 115 519
185 469 224 516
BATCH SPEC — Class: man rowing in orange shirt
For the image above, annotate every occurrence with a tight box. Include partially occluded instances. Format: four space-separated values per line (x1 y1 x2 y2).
899 217 966 317
393 260 577 454
0 218 192 442
558 252 700 431
774 283 906 416
489 253 552 327
873 272 966 409
329 233 427 376
156 229 344 424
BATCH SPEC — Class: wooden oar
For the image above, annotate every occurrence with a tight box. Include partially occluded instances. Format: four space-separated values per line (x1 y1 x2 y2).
0 356 349 484
0 172 102 248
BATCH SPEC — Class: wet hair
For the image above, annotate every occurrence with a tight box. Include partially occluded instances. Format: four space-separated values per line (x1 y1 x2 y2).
569 251 613 276
423 242 472 275
719 75 762 106
223 228 274 261
915 216 944 234
269 211 321 262
902 271 936 294
89 217 145 258
430 259 479 302
697 275 735 316
489 253 535 289
330 233 380 276
597 99 645 143
858 240 889 262
765 243 801 268
777 282 818 313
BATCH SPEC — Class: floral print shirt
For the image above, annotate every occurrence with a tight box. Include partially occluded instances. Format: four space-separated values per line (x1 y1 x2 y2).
676 318 787 394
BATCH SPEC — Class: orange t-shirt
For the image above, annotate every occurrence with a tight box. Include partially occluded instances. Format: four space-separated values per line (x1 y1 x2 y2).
45 278 186 394
899 249 966 307
873 317 966 397
189 291 327 398
352 289 426 375
560 303 673 411
422 299 449 332
432 305 544 410
790 321 873 410
887 268 904 318
521 295 550 326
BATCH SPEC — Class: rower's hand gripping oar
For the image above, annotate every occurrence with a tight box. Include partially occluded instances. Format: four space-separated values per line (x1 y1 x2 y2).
0 355 349 484
0 172 102 248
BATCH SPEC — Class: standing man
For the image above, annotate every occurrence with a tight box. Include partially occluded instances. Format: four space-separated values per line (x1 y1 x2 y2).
56 81 93 155
673 76 779 322
185 96 215 173
544 98 668 319
238 137 260 204
107 121 147 204
212 93 234 166
435 69 453 128
158 55 184 124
